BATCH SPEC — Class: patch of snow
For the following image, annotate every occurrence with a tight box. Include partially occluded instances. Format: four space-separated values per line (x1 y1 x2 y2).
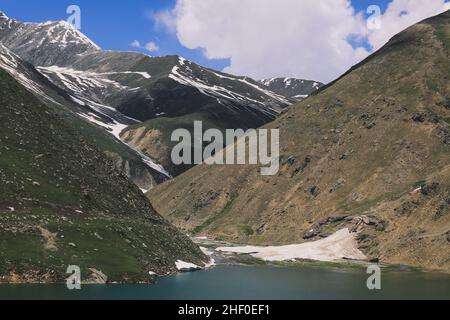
69 95 86 106
411 187 422 194
284 78 292 87
99 71 151 79
38 66 132 95
216 228 367 262
292 94 309 100
260 78 276 86
175 260 202 272
204 258 216 268
199 247 216 268
78 112 127 140
140 152 172 178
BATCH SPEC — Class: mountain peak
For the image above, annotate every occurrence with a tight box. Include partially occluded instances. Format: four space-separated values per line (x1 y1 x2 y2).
0 14 100 66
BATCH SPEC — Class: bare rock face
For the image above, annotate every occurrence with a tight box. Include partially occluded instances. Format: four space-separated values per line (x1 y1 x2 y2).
105 151 159 191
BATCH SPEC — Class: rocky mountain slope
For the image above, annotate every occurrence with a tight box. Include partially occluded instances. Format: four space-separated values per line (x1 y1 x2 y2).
0 66 207 283
0 11 321 178
260 78 324 100
149 11 450 272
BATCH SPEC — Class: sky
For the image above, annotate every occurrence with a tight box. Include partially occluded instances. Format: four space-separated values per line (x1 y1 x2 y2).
1 0 449 83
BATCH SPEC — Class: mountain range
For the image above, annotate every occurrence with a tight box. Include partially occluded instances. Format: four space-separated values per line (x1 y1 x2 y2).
0 11 321 178
0 10 323 282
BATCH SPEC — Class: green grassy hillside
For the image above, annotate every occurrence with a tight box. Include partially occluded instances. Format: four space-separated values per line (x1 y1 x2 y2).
0 68 206 283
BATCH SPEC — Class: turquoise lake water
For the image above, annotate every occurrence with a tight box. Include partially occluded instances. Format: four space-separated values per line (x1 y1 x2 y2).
1 265 449 300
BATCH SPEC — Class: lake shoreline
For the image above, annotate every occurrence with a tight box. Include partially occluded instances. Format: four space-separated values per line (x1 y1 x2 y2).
0 229 447 285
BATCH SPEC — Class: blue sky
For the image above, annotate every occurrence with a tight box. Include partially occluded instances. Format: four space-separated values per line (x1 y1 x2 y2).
0 0 393 70
2 0 449 82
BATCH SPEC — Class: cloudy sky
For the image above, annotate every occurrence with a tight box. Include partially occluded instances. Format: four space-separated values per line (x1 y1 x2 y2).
1 0 449 82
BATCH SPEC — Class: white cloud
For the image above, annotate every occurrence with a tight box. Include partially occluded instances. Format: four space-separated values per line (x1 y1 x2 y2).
368 0 450 50
145 41 160 52
148 9 177 33
130 40 141 48
153 0 450 83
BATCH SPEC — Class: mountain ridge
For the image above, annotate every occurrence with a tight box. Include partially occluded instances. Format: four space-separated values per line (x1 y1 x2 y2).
0 11 322 178
149 10 450 272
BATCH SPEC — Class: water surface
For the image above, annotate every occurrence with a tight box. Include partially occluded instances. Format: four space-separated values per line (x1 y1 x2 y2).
1 265 449 300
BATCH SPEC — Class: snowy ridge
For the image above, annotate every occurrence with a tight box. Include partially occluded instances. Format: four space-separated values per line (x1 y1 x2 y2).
38 66 132 98
38 66 151 92
169 57 289 117
259 77 323 100
39 20 100 50
209 70 291 105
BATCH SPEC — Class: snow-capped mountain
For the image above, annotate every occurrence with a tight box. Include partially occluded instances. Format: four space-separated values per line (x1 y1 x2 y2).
0 12 99 67
0 11 321 179
0 12 292 122
260 77 324 100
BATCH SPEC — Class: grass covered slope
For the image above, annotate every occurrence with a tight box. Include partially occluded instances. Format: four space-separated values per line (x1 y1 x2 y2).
149 11 450 271
0 68 206 283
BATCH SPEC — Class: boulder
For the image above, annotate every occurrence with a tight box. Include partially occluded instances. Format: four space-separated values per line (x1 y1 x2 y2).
420 182 439 196
86 268 108 284
303 230 317 240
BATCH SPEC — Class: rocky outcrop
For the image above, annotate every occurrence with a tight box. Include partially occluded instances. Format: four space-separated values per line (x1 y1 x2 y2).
105 151 159 191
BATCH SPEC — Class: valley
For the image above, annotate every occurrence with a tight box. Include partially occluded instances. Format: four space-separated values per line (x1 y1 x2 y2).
0 6 449 288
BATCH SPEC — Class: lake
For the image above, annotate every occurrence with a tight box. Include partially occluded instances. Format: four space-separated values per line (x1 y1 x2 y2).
1 265 449 300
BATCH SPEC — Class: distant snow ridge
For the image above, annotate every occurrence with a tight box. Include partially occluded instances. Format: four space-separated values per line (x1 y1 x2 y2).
259 77 324 100
37 66 151 102
169 57 290 117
